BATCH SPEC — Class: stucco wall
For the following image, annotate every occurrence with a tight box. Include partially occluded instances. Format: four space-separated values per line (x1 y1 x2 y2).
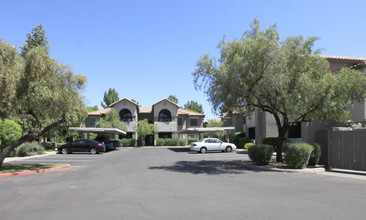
113 100 138 132
153 100 178 132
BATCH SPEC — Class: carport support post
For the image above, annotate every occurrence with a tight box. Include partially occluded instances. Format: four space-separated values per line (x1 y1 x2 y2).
84 132 90 139
199 133 202 140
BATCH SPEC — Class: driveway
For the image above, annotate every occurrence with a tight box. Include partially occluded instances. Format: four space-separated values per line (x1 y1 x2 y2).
1 147 366 220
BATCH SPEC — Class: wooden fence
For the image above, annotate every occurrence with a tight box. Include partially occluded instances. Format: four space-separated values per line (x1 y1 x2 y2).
316 128 366 171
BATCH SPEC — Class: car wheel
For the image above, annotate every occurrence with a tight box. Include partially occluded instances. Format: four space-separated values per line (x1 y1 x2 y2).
90 147 98 155
61 147 69 154
226 146 232 152
200 147 207 154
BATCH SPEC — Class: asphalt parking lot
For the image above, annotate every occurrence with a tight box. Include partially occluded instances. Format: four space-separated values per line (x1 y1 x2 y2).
1 147 366 220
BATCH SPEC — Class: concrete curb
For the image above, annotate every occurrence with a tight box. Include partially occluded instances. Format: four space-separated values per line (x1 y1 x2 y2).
242 163 326 173
0 164 71 178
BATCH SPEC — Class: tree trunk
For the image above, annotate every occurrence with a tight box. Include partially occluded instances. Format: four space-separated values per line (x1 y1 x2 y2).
275 127 288 162
0 134 36 168
0 117 66 168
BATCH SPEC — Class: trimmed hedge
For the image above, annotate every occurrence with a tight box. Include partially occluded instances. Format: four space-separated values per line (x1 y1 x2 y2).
121 138 136 147
156 138 165 146
187 138 199 145
156 138 187 146
16 142 45 157
238 137 251 149
179 139 187 146
285 142 314 169
244 142 254 149
234 132 246 146
308 143 322 166
248 144 273 165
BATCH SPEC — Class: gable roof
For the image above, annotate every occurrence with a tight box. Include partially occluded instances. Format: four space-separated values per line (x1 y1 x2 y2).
178 108 205 116
109 97 139 107
152 98 179 108
139 107 152 113
88 108 111 116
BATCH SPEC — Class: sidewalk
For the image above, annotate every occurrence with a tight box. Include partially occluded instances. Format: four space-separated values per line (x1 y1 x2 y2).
4 151 57 163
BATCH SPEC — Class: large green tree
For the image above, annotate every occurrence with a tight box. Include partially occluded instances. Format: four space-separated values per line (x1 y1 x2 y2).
193 18 366 162
101 88 119 108
95 108 127 131
184 100 204 114
0 38 87 167
20 24 49 58
136 119 158 146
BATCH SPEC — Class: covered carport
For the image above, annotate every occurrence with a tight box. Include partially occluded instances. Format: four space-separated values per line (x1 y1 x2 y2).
69 127 126 139
177 127 235 140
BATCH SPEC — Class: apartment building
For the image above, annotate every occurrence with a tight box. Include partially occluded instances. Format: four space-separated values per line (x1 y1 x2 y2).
86 98 205 145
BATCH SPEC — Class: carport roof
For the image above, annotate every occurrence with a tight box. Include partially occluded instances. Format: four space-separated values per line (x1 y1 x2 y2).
69 127 126 135
178 127 235 134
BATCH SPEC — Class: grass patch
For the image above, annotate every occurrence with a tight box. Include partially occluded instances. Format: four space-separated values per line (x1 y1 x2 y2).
0 164 68 174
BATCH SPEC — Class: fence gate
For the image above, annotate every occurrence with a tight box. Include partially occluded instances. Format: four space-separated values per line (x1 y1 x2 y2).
328 129 366 171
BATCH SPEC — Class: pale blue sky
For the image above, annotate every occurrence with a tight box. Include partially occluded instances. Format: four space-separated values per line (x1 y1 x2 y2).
1 0 365 120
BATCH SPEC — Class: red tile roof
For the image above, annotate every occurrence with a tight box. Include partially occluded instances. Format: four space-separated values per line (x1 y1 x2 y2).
88 108 111 116
178 108 205 116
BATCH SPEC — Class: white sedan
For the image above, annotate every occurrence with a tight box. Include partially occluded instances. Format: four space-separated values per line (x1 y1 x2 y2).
190 138 237 153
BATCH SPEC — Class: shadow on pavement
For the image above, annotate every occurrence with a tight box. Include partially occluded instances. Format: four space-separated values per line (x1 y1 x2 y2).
149 160 248 175
167 147 190 153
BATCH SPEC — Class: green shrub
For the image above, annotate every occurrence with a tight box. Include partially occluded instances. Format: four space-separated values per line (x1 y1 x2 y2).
234 132 246 146
156 138 165 146
238 137 251 148
179 139 187 146
248 144 273 165
129 139 136 147
16 142 45 157
285 142 314 169
163 138 172 146
121 138 136 147
164 138 180 146
244 142 254 149
41 142 58 150
0 119 22 151
308 143 322 166
187 138 199 145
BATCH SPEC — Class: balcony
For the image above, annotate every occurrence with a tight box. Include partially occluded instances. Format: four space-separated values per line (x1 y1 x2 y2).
155 121 177 132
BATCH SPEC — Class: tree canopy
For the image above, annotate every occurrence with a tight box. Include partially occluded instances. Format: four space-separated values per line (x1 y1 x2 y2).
192 18 366 162
0 31 87 167
168 95 178 104
184 100 204 114
101 88 119 108
136 119 158 146
95 108 127 131
20 24 49 58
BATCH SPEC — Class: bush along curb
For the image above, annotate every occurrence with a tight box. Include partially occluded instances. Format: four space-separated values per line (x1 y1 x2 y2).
0 164 71 178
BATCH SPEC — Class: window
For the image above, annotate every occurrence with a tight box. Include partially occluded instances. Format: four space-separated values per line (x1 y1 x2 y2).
158 109 171 122
119 109 132 122
190 119 198 126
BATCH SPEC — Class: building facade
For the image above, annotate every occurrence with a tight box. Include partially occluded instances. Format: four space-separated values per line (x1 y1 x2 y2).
85 98 205 145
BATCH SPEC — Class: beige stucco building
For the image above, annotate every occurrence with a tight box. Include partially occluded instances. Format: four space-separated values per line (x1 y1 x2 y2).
86 98 205 145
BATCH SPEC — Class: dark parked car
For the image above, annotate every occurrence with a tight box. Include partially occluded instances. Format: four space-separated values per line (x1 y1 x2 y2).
58 139 105 155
